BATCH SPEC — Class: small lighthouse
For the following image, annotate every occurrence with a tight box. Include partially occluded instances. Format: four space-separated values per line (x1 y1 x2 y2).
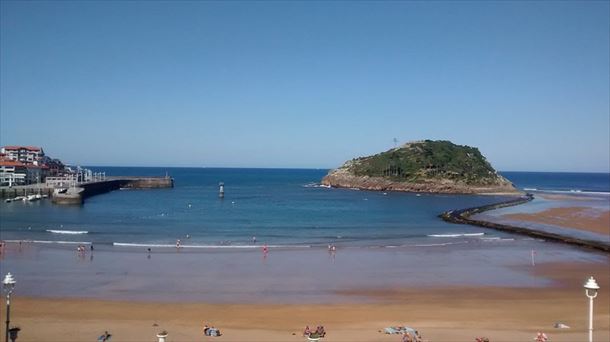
219 182 225 198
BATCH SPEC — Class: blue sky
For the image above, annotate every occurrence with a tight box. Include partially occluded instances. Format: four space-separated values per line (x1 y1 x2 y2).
1 1 608 172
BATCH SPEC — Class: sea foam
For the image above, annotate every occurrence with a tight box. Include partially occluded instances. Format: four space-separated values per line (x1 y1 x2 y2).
46 229 89 235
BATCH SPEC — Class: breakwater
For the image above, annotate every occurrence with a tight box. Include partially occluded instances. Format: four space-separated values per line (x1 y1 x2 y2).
440 194 610 253
51 177 174 205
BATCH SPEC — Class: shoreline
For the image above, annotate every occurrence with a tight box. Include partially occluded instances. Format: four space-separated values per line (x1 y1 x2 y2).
2 190 609 340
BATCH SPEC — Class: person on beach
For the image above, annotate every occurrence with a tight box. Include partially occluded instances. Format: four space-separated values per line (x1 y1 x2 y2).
98 331 111 342
303 325 310 336
402 331 413 342
534 332 548 342
252 236 256 244
176 239 181 248
262 244 268 254
203 324 210 336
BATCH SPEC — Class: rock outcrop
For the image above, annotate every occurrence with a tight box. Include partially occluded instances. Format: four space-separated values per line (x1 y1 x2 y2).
322 140 519 194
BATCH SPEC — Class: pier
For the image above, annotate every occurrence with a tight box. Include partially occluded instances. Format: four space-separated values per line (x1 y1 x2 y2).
1 176 173 205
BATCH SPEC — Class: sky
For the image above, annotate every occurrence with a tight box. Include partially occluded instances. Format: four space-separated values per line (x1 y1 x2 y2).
1 1 609 172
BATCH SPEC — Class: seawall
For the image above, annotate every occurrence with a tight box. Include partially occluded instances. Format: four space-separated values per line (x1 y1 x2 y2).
51 177 173 205
0 187 54 199
440 194 610 253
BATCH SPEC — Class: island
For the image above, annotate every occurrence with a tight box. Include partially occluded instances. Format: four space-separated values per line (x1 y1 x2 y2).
321 140 520 194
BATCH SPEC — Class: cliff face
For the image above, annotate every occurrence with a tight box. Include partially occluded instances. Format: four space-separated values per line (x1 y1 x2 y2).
321 140 519 194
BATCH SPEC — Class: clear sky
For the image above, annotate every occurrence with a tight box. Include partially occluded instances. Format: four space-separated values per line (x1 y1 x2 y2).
1 1 608 172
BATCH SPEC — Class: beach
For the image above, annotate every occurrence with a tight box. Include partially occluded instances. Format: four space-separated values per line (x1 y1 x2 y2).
2 260 608 342
503 207 610 235
1 177 609 341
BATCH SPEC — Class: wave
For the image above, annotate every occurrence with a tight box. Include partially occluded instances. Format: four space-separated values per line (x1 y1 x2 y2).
46 229 89 235
522 188 610 195
112 242 311 249
413 241 469 247
302 183 331 188
480 237 515 242
427 233 485 238
5 239 91 245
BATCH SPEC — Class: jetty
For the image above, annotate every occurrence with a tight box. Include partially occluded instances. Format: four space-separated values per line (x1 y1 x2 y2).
1 176 173 205
440 194 610 253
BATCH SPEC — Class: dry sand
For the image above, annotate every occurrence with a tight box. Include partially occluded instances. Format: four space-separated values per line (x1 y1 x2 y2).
503 207 610 236
1 260 608 342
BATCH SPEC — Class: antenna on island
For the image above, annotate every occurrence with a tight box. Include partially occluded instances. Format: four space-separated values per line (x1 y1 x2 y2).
393 137 398 148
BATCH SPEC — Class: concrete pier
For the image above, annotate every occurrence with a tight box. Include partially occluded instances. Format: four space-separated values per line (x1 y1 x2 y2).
2 176 174 204
47 176 173 205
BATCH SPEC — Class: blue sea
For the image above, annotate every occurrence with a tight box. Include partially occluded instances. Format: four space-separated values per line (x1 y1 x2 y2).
0 168 608 248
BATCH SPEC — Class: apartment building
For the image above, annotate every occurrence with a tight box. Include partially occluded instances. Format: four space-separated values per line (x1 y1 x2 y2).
1 146 45 165
0 159 27 186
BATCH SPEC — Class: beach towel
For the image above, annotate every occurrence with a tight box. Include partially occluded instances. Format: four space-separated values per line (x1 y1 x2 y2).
384 326 416 335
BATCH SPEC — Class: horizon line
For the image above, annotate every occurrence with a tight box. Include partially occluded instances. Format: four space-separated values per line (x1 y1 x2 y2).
80 165 610 174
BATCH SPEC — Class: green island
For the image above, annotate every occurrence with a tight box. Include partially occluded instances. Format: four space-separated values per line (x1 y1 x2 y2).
321 140 520 194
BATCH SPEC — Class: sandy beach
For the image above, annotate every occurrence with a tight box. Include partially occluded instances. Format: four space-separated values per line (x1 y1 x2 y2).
503 207 610 236
1 260 608 342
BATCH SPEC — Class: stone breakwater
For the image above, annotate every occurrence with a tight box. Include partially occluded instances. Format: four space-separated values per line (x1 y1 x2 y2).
321 167 520 194
52 176 173 205
440 194 610 253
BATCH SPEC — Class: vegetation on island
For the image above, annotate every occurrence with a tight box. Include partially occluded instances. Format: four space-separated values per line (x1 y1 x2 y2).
347 140 502 185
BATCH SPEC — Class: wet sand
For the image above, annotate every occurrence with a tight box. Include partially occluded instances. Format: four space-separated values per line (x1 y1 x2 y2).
503 207 610 235
2 260 608 342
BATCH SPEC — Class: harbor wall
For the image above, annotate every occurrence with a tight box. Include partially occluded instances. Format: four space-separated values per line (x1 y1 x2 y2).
0 187 54 199
0 176 174 204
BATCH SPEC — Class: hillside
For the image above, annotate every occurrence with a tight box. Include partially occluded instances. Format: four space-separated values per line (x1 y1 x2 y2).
321 140 519 194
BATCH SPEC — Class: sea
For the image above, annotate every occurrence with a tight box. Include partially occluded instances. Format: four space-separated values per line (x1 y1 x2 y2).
1 168 608 302
1 168 608 249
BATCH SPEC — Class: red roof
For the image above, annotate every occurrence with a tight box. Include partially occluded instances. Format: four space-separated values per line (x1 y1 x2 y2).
0 160 26 167
2 145 42 152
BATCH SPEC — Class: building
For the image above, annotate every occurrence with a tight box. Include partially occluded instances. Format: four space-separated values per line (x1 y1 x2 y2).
0 146 72 185
0 159 27 186
41 156 66 177
0 146 45 165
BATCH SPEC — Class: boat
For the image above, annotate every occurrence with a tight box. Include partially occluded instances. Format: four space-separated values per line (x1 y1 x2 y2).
24 194 39 201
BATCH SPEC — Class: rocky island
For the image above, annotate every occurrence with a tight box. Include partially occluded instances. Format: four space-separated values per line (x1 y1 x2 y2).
322 140 520 194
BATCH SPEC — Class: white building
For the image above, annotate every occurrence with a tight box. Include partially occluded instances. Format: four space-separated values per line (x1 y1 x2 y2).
1 146 45 165
0 159 27 186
